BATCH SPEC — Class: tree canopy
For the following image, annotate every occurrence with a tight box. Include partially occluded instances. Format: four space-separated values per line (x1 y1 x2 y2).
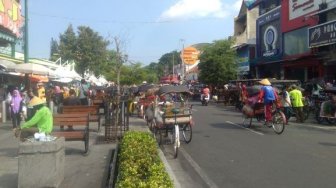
198 39 237 85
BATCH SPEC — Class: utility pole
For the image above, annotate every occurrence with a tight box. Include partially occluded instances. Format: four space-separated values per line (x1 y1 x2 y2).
24 0 29 64
172 52 175 76
180 39 185 82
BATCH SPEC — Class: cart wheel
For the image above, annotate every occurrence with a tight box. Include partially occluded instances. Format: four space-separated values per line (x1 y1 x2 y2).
153 123 162 146
242 114 252 128
272 111 285 134
182 123 192 144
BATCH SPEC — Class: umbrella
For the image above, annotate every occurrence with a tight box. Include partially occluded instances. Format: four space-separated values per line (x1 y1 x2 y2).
138 84 155 92
0 59 16 70
8 63 56 76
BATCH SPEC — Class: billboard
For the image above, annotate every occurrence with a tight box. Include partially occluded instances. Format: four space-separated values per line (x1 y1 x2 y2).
0 0 23 37
181 46 200 65
308 20 336 48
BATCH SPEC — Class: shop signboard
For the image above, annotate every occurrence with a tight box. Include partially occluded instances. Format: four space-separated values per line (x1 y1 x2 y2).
308 20 336 48
0 0 23 37
257 7 282 58
181 46 200 65
289 0 334 20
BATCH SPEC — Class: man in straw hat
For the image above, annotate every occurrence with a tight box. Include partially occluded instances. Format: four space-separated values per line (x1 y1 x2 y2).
258 78 280 127
14 96 53 141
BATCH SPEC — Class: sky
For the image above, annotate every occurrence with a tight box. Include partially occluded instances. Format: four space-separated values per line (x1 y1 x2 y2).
28 0 243 65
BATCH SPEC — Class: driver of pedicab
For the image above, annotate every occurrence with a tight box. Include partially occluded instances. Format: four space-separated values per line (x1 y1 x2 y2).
202 85 210 99
257 79 280 125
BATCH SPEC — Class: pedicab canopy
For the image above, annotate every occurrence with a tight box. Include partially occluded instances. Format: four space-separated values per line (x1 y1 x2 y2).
158 85 192 96
324 87 336 94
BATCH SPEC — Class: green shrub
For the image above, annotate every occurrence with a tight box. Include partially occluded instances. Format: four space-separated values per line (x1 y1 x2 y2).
116 131 173 188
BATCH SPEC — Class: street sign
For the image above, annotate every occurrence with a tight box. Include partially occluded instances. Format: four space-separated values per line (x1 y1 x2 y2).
181 47 200 65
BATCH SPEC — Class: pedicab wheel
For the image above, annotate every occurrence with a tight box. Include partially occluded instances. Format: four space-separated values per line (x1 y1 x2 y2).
315 107 324 124
326 118 336 125
242 114 252 128
272 111 285 134
172 125 179 158
153 122 162 145
182 123 192 144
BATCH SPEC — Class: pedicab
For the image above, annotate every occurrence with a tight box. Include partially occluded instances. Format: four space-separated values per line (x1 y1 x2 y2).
151 85 193 158
241 84 286 134
315 87 336 125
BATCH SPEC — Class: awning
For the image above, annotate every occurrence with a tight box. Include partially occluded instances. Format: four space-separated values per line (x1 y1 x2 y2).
0 59 16 69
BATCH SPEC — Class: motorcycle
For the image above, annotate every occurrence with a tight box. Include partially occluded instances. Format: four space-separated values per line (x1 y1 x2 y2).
201 94 210 106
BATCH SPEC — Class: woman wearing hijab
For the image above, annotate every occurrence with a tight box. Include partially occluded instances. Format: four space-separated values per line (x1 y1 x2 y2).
10 90 23 129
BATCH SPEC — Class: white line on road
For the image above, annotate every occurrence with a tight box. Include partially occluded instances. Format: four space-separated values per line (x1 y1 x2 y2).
180 147 219 188
226 121 264 136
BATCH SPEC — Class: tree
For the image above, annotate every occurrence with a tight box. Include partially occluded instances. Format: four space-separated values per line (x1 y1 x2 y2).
198 39 237 85
49 38 59 61
58 24 77 62
75 26 109 76
158 50 181 77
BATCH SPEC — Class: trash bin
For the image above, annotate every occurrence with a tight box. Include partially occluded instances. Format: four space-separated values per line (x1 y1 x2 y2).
18 137 65 188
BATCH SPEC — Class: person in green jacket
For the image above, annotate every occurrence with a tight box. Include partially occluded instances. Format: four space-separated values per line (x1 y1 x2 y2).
289 85 304 123
15 96 53 141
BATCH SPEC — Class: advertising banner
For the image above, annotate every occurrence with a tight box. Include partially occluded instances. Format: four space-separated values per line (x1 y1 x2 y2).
257 7 282 58
308 20 336 48
0 0 23 37
181 47 200 65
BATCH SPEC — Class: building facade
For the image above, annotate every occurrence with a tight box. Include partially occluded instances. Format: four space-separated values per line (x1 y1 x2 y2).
233 2 259 79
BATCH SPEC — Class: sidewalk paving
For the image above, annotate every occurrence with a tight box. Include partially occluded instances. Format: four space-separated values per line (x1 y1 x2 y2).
0 116 165 188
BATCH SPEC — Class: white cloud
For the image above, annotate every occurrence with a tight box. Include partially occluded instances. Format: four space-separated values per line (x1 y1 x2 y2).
159 0 239 21
234 0 243 11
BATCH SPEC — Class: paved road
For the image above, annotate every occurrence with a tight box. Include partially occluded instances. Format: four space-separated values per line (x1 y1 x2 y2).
162 102 336 188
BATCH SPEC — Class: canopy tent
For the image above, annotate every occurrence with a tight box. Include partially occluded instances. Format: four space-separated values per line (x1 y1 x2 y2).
158 85 191 96
0 59 16 70
54 67 82 80
8 63 56 76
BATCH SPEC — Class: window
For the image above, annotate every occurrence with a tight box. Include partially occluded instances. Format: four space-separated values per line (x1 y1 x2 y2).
284 27 309 56
259 0 280 15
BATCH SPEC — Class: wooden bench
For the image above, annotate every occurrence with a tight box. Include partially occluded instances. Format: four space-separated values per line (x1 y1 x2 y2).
52 113 90 155
61 105 101 131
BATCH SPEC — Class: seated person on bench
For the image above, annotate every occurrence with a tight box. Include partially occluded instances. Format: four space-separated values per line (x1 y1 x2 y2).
14 97 53 141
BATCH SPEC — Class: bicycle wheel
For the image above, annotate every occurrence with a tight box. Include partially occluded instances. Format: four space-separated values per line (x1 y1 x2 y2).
242 114 252 128
272 111 285 134
182 123 192 144
153 122 162 145
173 124 179 158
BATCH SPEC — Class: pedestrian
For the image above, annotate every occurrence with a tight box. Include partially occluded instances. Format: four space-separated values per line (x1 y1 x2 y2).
37 82 46 102
51 86 63 114
9 90 22 129
258 78 280 127
63 89 81 106
289 85 304 123
15 97 53 141
281 86 292 124
79 79 89 105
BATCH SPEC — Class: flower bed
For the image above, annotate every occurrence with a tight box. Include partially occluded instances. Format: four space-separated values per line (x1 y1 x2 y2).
116 131 173 188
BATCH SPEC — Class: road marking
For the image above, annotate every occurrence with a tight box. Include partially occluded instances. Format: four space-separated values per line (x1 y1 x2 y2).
226 121 264 136
180 147 219 188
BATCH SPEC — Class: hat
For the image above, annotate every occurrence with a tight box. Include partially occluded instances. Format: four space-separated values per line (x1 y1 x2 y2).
28 97 45 107
259 79 271 86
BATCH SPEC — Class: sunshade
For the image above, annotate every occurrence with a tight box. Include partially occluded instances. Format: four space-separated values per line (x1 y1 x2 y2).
158 85 191 95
